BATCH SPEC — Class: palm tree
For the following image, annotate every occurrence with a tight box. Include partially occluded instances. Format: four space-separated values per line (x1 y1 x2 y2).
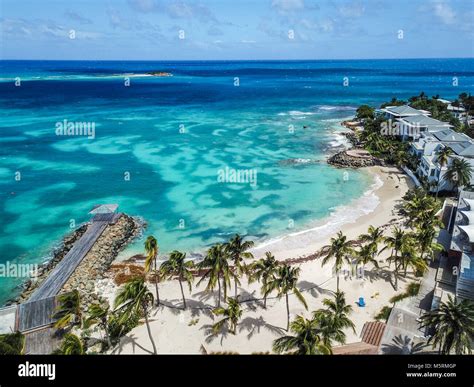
313 291 355 347
415 221 443 262
445 157 473 194
250 252 279 308
225 234 254 298
265 264 307 331
114 277 157 355
381 227 405 266
197 244 234 307
272 315 331 355
160 250 194 309
359 225 384 252
319 231 355 292
85 303 112 349
419 295 474 354
384 230 413 290
212 297 243 335
53 290 82 330
144 235 160 306
435 146 453 197
55 333 85 355
401 189 439 228
356 243 379 273
399 239 428 277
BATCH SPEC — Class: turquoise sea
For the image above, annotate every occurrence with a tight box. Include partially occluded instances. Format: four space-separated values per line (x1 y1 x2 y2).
0 58 473 304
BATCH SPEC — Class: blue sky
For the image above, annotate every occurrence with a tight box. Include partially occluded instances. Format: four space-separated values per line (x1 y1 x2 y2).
1 0 473 60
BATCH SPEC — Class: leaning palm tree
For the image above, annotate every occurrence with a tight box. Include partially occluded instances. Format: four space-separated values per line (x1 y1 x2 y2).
160 250 194 309
419 295 474 354
435 146 453 197
250 252 279 308
114 277 157 355
445 157 473 195
54 333 85 355
84 303 112 349
319 231 355 292
313 291 356 347
197 244 234 307
53 290 82 330
272 315 331 355
265 264 307 331
212 297 243 335
144 235 160 306
225 234 254 298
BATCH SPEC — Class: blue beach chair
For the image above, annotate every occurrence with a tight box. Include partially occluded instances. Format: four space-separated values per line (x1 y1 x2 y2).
358 297 366 307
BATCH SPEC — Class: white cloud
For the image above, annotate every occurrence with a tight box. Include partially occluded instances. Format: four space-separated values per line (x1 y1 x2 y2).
431 0 456 25
271 0 305 13
337 1 365 18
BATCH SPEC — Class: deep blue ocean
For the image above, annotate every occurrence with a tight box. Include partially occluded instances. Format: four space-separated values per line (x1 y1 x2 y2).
0 58 473 304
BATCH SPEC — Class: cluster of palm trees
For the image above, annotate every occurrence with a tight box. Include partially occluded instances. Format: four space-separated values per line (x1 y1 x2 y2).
320 189 444 293
273 291 355 354
49 186 474 355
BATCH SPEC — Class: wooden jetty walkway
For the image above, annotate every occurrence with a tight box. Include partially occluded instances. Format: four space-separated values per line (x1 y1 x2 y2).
20 212 120 331
28 214 118 302
0 207 122 353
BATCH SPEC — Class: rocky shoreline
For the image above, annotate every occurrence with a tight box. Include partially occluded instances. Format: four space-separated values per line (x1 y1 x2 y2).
327 149 382 168
327 120 382 168
11 214 143 306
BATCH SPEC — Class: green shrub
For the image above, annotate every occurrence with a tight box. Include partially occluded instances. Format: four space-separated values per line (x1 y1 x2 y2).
375 306 392 322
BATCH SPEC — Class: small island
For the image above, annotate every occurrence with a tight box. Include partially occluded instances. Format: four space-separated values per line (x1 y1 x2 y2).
146 71 173 77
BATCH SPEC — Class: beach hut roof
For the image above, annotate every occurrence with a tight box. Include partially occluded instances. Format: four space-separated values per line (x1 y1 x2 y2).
89 204 119 214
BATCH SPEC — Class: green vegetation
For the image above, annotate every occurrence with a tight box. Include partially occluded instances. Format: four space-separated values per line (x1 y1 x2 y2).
420 295 474 354
272 291 354 354
212 297 243 335
265 264 307 331
54 333 85 355
355 105 375 120
144 235 160 306
114 277 157 354
53 290 82 330
0 332 24 355
375 306 393 322
160 250 194 309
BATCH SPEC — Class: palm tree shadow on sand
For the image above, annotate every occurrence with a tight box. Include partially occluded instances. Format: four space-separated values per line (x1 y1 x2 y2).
238 316 285 339
380 334 428 354
112 333 155 355
200 321 231 346
297 280 333 299
154 299 214 318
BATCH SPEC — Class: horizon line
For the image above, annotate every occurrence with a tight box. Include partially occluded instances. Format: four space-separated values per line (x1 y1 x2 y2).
1 57 474 62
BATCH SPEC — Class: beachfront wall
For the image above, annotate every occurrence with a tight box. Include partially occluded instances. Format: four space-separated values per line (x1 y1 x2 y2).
0 305 17 334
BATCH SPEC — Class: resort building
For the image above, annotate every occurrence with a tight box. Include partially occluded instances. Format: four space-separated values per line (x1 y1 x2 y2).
396 115 453 140
436 98 468 121
446 191 474 301
381 105 431 120
409 129 474 192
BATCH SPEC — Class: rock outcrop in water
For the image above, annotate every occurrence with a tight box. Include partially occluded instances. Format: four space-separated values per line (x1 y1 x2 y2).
328 149 382 168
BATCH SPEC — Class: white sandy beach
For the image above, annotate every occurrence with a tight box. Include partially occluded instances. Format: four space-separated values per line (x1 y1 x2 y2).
110 166 414 354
